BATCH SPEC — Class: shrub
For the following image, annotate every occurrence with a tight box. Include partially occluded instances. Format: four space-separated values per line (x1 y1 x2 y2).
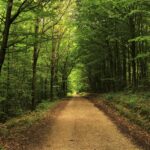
124 96 137 109
0 112 8 122
140 106 150 117
105 94 114 101
36 101 57 111
143 93 150 100
0 145 5 150
0 124 9 137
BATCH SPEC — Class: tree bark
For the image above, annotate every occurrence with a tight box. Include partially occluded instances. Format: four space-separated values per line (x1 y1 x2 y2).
129 17 137 88
31 18 39 110
50 29 56 100
0 0 13 72
122 46 127 87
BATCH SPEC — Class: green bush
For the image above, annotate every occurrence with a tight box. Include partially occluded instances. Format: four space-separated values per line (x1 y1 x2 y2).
102 92 150 132
0 145 5 150
0 112 8 122
0 124 9 137
3 100 59 132
124 96 137 109
140 106 150 117
36 101 57 111
143 93 150 100
105 94 114 101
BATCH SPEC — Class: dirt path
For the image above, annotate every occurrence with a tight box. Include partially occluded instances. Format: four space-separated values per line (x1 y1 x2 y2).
31 97 141 150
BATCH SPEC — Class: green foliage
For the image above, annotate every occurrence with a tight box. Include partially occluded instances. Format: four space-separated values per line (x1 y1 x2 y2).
0 0 149 124
0 145 5 150
105 94 114 101
129 36 150 42
0 0 78 121
0 112 8 123
125 96 137 109
102 92 150 132
136 52 150 60
0 100 58 138
77 0 150 91
0 124 9 138
68 65 89 94
36 100 58 111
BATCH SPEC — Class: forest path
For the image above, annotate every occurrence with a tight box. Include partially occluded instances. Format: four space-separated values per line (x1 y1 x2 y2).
31 97 141 150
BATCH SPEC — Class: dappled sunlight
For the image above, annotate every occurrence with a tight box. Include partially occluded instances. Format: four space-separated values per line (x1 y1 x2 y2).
68 65 89 95
0 0 149 149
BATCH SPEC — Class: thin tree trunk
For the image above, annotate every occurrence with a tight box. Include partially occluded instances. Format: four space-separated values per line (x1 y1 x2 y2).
7 49 10 98
122 46 127 87
0 0 13 72
128 47 131 86
50 28 56 100
129 16 137 88
31 18 39 110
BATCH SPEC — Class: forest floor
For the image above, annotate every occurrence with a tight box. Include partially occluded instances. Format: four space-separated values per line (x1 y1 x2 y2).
1 96 148 150
89 94 150 150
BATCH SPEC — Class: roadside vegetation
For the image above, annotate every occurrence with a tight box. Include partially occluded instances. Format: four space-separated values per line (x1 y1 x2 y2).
100 92 150 132
0 100 59 149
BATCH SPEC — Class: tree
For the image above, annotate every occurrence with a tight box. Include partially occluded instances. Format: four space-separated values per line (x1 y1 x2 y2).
77 0 150 92
0 0 36 72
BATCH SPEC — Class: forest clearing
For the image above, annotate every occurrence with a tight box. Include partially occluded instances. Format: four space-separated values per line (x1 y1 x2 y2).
0 0 150 150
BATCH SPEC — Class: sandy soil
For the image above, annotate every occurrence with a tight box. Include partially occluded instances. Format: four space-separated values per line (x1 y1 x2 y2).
30 97 141 150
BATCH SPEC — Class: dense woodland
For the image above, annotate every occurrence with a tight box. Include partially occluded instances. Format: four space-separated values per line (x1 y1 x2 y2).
78 0 150 92
0 0 79 121
0 0 149 122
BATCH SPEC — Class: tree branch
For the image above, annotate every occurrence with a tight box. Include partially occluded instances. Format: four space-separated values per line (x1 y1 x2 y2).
10 0 28 24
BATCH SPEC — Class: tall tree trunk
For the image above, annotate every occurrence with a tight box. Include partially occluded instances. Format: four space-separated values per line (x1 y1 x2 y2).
128 47 131 86
7 49 10 98
62 75 67 97
0 0 13 72
31 18 39 110
129 16 137 88
44 78 47 99
50 29 56 100
62 61 67 97
122 46 127 87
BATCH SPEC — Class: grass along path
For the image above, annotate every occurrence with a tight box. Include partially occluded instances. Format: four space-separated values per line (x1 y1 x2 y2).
0 100 67 150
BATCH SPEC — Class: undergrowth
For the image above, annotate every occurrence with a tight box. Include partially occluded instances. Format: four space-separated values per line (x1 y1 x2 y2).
101 92 150 132
0 100 59 138
0 145 5 150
